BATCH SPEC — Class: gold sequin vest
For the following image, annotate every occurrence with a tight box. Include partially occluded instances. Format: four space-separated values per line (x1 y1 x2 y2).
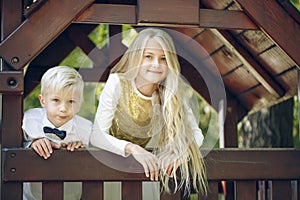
109 77 154 147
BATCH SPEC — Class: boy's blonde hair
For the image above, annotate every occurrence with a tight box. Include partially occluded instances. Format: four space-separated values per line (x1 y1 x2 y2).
40 66 84 102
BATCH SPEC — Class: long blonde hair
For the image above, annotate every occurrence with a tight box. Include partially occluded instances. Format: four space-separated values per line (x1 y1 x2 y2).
111 28 207 195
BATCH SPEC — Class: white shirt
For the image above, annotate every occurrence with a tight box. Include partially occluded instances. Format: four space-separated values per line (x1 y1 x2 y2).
22 108 92 147
91 73 204 157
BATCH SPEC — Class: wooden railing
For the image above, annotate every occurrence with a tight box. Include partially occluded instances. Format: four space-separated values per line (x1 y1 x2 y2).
2 148 300 199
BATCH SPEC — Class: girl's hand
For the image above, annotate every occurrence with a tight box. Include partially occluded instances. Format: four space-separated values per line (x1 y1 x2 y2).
61 141 84 151
125 143 159 181
31 137 60 159
159 153 181 178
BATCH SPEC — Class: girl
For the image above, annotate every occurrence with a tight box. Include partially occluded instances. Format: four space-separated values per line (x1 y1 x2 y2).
91 28 207 195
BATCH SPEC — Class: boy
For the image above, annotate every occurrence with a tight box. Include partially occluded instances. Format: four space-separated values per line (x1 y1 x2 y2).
23 66 92 200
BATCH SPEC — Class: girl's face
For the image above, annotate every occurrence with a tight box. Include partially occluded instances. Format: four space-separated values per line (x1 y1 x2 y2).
39 88 81 128
137 38 169 86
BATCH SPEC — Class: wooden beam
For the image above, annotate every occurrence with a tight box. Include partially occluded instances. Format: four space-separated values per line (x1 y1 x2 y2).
235 0 300 68
200 9 258 30
76 4 136 24
2 148 300 181
277 0 300 26
75 4 258 30
0 0 94 70
215 29 285 98
0 0 22 41
137 0 199 26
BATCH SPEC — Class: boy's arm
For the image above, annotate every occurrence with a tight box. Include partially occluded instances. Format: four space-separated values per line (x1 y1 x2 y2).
22 108 46 147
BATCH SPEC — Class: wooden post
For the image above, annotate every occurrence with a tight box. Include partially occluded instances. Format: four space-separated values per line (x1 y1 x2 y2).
224 95 239 200
0 0 23 199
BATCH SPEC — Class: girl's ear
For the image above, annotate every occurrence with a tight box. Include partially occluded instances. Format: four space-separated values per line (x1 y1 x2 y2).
38 94 45 107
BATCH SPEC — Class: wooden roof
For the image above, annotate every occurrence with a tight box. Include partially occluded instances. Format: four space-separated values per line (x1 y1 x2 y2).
0 0 299 118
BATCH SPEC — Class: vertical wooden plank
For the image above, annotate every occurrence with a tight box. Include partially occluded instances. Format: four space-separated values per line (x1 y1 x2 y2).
199 181 219 200
122 181 142 200
161 191 181 200
1 182 22 200
1 95 23 147
42 182 63 200
1 0 23 199
272 180 292 200
82 181 103 200
297 180 300 200
224 96 238 147
236 181 257 200
0 0 23 147
224 97 239 200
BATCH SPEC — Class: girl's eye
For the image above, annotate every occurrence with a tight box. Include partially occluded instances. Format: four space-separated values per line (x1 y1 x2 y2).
161 57 166 61
69 100 76 104
145 55 152 59
53 99 59 103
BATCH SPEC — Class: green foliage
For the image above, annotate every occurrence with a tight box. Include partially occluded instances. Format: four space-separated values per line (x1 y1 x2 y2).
290 0 300 11
89 24 108 49
293 96 299 148
24 84 41 111
122 25 138 47
60 47 93 69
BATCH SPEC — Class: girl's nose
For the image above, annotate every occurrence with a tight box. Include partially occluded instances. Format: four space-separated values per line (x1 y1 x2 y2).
152 58 160 67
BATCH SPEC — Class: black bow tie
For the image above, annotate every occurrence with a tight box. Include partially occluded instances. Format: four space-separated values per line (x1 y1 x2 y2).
43 126 66 140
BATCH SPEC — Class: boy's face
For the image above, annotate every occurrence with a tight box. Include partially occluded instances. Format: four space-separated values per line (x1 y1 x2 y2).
39 88 82 128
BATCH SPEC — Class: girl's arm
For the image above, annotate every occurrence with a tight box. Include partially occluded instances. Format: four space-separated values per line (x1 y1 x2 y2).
184 98 204 147
90 74 131 157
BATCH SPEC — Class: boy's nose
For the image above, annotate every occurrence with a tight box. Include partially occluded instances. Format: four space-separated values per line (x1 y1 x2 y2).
59 103 67 112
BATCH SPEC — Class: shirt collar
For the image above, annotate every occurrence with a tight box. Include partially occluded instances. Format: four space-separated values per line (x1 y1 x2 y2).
42 112 74 133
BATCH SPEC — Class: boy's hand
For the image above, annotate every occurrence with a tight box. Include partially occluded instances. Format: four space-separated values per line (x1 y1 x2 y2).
31 138 60 159
61 141 84 151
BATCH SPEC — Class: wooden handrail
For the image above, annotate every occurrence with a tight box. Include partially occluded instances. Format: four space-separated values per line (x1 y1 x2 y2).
3 148 300 182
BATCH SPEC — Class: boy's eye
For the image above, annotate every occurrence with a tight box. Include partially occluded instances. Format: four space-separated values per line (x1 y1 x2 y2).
161 57 166 61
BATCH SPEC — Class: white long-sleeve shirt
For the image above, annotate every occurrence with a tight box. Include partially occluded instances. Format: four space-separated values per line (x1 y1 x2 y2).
91 73 204 157
22 108 92 147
